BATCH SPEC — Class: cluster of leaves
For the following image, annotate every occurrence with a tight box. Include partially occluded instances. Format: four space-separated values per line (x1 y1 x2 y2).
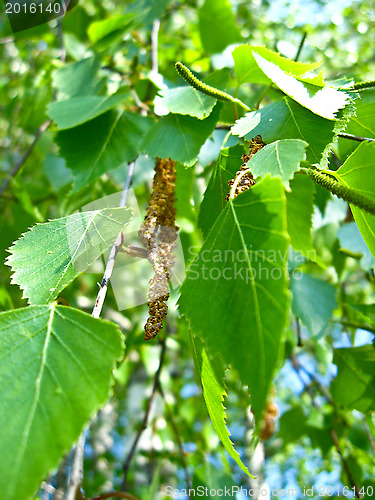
1 0 375 499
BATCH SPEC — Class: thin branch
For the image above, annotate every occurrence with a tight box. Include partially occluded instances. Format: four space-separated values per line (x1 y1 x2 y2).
66 162 135 500
41 479 55 499
290 354 316 403
92 161 135 319
56 18 66 63
255 83 272 110
294 31 307 62
338 133 375 143
130 88 150 115
363 416 375 455
121 339 167 491
66 432 86 500
215 124 231 130
290 353 362 498
101 65 151 115
295 317 302 347
329 428 362 499
158 385 192 492
338 248 362 260
54 453 71 500
1 17 65 200
151 19 160 74
297 362 336 406
0 119 51 197
334 319 375 335
90 492 141 500
0 37 15 44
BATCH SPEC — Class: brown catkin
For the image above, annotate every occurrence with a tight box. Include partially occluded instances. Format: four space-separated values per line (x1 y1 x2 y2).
260 401 278 441
226 135 266 201
138 158 179 341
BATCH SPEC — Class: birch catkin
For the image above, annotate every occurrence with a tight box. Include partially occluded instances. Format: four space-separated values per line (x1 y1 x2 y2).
226 135 266 201
139 158 179 341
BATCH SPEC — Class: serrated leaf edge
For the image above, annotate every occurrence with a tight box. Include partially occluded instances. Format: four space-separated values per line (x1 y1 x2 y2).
189 329 254 478
0 304 125 500
5 207 132 305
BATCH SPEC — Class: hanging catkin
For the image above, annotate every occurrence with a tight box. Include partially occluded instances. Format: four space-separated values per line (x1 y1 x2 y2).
260 401 278 440
226 135 266 201
138 158 179 341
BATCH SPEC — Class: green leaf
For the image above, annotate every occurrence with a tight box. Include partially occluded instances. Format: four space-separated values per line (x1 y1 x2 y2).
43 155 73 191
175 162 196 222
308 427 333 457
198 144 245 238
87 14 134 44
331 345 375 413
52 57 104 98
0 304 124 500
247 139 307 189
290 272 337 337
125 0 170 24
6 208 132 305
279 406 308 444
338 89 375 160
47 93 129 130
179 176 290 419
190 334 253 477
336 142 375 259
192 461 236 496
158 66 231 119
142 104 221 165
198 0 242 54
57 110 154 192
18 83 52 133
286 174 323 265
231 97 337 165
154 86 216 119
347 303 375 326
253 53 349 120
233 45 322 86
337 222 375 271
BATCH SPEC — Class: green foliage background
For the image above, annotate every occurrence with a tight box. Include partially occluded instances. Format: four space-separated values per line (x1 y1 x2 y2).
0 0 375 499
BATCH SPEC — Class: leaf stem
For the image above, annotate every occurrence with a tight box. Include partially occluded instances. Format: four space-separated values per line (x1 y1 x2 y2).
151 19 160 74
158 384 192 492
338 132 375 143
290 353 363 499
334 319 375 335
300 167 375 215
294 31 307 62
0 119 51 198
222 129 233 148
175 62 251 111
255 83 272 110
1 20 66 198
329 428 363 499
364 415 375 455
66 161 136 500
